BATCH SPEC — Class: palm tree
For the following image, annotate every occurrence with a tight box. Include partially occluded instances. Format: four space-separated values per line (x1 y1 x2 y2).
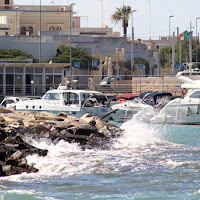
111 5 132 37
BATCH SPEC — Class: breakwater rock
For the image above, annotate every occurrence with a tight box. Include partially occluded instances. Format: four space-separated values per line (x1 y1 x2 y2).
0 107 122 176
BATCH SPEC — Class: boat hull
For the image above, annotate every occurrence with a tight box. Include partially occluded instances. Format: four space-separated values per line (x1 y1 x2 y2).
15 100 112 120
151 98 200 124
111 101 153 122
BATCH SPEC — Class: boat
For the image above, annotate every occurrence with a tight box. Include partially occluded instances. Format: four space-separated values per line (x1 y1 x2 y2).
151 66 200 124
15 86 113 120
116 93 139 101
0 96 41 107
110 91 172 122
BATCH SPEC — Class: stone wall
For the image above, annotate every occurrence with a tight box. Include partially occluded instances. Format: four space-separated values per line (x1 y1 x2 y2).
89 76 183 96
96 37 149 61
0 36 63 62
0 36 149 63
132 77 182 96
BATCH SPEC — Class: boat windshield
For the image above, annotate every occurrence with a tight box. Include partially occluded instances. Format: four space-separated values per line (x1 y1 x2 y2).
43 92 60 100
189 91 200 98
63 92 79 105
81 93 108 107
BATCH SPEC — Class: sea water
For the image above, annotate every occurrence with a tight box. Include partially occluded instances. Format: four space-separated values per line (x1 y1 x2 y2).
1 112 200 199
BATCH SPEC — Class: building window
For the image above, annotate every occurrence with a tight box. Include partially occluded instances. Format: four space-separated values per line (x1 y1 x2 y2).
35 67 43 73
21 27 26 35
6 67 14 73
28 26 33 35
45 67 53 73
5 0 9 9
54 75 61 85
56 27 62 31
54 67 62 73
15 67 23 73
49 26 55 31
6 74 13 95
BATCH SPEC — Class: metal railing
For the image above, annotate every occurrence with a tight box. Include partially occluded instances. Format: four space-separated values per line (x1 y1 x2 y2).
0 74 184 97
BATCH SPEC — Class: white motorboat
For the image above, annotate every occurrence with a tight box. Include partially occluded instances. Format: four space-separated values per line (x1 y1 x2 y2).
110 91 172 122
0 96 41 107
151 68 200 124
15 86 113 120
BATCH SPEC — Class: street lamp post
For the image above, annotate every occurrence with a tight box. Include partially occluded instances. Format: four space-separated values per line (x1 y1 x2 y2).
169 15 174 71
39 0 41 63
69 3 75 83
131 10 137 76
15 7 18 36
196 17 200 66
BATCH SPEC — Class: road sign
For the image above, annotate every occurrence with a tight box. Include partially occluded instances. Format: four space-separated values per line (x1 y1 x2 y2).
178 63 184 68
74 62 80 68
153 64 157 68
138 64 143 69
174 64 178 69
92 60 98 67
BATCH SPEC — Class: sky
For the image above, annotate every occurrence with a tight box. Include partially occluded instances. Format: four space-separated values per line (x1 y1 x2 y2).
14 0 200 40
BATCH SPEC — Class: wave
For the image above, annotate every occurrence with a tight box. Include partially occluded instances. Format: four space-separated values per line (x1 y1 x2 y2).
2 110 200 180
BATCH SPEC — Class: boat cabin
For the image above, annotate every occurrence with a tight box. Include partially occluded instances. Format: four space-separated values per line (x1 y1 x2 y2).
139 91 172 107
42 89 109 108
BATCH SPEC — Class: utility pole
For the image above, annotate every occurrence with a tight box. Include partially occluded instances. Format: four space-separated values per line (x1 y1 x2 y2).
178 27 182 64
172 31 175 73
131 10 137 76
39 0 41 63
69 3 75 83
196 17 200 67
169 15 174 72
189 21 192 63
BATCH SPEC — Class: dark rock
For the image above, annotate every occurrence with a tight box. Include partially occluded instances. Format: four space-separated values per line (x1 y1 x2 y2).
0 164 6 176
0 109 122 176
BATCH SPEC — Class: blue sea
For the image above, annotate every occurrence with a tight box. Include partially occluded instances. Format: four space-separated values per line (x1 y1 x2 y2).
1 114 200 200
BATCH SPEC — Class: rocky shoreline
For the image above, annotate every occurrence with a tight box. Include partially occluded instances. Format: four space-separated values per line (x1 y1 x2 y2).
0 107 122 176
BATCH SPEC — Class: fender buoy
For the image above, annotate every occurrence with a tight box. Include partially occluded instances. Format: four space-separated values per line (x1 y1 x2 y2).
197 105 200 114
182 88 188 95
186 107 191 116
117 99 126 104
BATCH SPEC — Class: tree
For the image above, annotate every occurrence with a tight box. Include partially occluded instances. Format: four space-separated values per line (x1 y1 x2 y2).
160 39 200 69
45 45 98 69
125 58 149 75
111 5 132 37
0 49 33 59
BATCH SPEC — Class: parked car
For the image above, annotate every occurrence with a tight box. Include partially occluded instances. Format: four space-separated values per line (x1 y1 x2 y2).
100 76 122 87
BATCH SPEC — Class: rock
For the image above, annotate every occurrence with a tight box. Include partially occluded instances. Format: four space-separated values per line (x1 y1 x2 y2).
0 164 6 176
80 113 121 138
0 133 48 176
10 150 23 160
0 107 14 113
0 109 122 176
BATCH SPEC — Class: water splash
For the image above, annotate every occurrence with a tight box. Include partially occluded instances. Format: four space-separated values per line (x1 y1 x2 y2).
113 110 162 149
23 110 164 176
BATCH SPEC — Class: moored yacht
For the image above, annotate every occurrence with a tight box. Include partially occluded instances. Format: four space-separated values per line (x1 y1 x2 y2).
15 86 113 120
110 91 172 122
151 66 200 124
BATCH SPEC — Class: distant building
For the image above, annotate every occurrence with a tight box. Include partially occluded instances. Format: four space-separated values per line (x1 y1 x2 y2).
0 0 161 78
0 0 74 36
0 0 119 37
0 63 67 96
